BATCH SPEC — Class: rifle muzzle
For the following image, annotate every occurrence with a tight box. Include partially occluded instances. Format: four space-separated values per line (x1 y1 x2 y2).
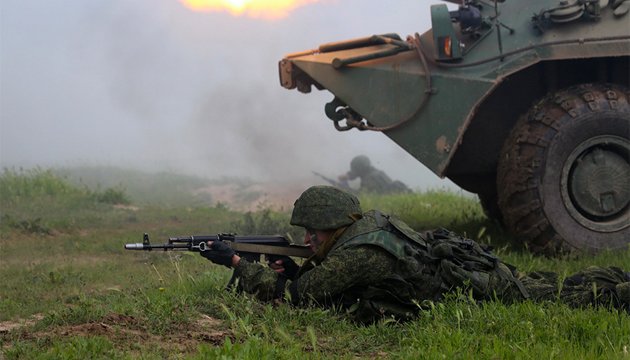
124 243 146 250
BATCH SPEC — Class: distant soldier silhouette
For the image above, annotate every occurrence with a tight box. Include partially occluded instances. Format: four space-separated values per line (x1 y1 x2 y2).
339 155 410 194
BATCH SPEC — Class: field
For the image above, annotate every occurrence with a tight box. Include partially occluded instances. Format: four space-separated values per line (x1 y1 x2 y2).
1 167 629 359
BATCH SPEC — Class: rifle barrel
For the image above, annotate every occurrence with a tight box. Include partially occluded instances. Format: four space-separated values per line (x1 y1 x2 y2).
124 243 190 250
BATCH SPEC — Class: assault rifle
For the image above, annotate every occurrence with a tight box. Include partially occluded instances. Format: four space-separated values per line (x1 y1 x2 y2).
125 233 314 289
125 233 313 260
312 171 353 191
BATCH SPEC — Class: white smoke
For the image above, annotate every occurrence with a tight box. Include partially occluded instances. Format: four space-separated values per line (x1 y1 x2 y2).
0 0 462 191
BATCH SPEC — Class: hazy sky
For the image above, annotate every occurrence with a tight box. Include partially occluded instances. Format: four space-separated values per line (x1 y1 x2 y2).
0 0 462 191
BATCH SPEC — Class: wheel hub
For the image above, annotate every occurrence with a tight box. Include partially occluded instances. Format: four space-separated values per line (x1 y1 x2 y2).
562 136 630 231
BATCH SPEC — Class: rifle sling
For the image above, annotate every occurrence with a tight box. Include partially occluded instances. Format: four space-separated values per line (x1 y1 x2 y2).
227 243 313 258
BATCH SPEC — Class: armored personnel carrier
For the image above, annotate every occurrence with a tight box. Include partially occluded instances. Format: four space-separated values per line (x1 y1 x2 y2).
278 0 629 255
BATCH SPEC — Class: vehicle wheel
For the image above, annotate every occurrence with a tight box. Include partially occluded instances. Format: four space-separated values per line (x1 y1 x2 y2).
497 83 630 255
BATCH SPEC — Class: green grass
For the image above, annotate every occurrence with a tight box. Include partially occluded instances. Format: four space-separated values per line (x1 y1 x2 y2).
1 167 629 359
359 191 503 243
52 165 256 207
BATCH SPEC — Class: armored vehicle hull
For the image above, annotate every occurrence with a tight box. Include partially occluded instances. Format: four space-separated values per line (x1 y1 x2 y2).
279 0 630 255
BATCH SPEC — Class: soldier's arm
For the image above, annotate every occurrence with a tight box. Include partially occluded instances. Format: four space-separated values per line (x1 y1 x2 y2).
233 246 397 304
288 246 397 305
233 259 283 301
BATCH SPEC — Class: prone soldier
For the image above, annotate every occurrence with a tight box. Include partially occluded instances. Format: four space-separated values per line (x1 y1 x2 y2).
338 155 410 194
201 186 630 323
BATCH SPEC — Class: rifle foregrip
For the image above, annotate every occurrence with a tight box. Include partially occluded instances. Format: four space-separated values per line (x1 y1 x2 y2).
125 243 146 250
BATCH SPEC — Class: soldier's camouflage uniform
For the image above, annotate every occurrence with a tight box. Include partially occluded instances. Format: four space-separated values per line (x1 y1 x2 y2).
234 211 630 323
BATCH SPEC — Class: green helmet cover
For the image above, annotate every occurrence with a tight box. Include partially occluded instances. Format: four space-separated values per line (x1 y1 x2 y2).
290 185 362 230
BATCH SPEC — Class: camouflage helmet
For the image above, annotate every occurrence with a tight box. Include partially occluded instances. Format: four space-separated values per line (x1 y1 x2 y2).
290 186 361 230
349 155 372 177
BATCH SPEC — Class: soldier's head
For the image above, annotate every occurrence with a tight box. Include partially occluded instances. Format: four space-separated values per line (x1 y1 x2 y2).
291 185 362 251
349 155 372 177
290 185 362 231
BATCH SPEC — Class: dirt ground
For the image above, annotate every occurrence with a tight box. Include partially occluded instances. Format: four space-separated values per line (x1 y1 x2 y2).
0 314 44 334
1 313 231 354
194 180 314 212
0 179 324 355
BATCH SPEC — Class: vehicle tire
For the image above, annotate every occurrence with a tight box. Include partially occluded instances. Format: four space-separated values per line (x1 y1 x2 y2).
497 83 630 256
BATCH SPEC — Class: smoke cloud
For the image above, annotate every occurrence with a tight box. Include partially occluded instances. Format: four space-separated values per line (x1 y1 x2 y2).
0 0 462 191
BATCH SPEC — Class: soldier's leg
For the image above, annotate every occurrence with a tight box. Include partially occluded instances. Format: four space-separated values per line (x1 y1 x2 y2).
560 266 629 310
518 271 560 302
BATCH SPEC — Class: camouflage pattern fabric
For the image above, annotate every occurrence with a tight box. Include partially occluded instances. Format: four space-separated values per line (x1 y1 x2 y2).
520 266 630 310
290 185 361 230
234 246 398 301
233 211 629 323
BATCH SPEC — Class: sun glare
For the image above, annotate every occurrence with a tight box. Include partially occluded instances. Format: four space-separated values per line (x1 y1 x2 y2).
179 0 320 19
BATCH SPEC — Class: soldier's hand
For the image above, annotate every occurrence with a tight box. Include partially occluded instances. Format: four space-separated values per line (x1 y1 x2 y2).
267 255 299 280
200 241 236 268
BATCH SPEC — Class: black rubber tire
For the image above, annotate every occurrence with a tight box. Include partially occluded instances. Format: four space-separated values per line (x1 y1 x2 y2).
497 83 630 256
